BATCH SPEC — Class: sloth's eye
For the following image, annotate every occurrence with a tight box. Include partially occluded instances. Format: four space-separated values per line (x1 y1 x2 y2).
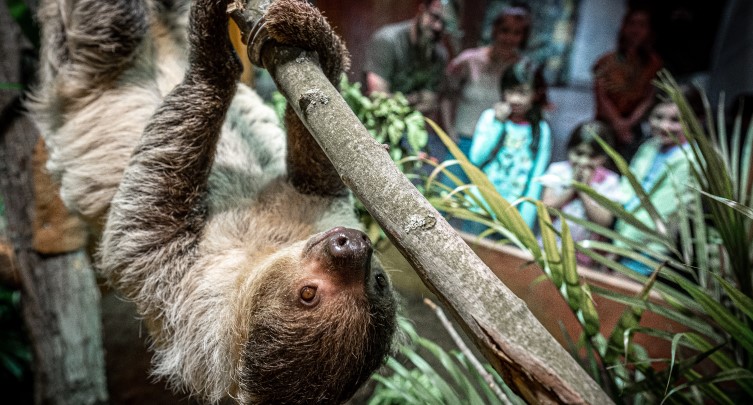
300 286 318 304
375 274 387 289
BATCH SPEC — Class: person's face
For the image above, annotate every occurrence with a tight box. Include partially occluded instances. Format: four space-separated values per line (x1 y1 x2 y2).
494 16 527 51
418 0 446 43
621 11 651 48
649 102 686 147
567 142 605 170
503 84 534 121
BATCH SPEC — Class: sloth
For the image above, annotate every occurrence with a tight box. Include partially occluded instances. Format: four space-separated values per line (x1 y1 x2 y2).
28 0 398 403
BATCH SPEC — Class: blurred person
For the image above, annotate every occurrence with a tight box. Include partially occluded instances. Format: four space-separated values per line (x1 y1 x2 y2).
467 60 551 231
538 121 621 267
363 0 449 121
592 7 663 163
614 87 700 275
442 4 532 158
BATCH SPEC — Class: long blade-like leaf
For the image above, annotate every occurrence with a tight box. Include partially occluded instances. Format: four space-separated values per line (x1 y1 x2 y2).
716 275 753 321
696 188 753 220
672 275 753 353
590 285 722 340
741 118 753 207
594 134 667 235
663 368 752 405
428 119 540 252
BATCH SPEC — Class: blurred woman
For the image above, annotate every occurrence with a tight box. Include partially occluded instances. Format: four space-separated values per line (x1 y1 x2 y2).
442 4 532 158
592 7 663 163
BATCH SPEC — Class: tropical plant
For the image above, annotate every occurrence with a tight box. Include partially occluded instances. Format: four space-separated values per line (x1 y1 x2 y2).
419 72 753 403
0 285 30 384
369 314 522 405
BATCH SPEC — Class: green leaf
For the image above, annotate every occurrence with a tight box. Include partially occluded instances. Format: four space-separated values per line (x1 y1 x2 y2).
389 147 403 162
671 275 753 353
385 356 443 402
536 202 563 288
604 271 658 364
558 210 678 259
401 347 461 404
590 285 722 340
682 332 753 396
6 0 39 49
715 275 753 321
457 354 506 405
696 188 753 220
663 368 752 404
370 374 422 404
0 83 24 90
740 117 753 207
415 338 475 403
0 353 24 379
594 134 668 235
428 119 539 255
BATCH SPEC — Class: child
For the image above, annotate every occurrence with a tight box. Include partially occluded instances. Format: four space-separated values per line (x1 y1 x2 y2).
614 88 698 275
539 121 622 267
467 60 551 231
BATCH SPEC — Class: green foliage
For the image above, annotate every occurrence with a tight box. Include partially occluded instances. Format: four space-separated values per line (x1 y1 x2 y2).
0 286 31 383
6 0 39 48
339 78 428 163
271 76 428 164
425 73 753 402
369 318 522 405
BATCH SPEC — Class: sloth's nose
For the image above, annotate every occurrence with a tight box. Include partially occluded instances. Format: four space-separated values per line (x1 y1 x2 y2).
326 227 373 276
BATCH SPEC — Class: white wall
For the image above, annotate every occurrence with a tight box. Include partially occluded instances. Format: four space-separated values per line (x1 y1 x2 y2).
546 0 626 162
567 0 625 86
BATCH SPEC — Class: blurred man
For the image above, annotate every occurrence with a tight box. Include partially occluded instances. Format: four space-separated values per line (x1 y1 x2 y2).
364 0 449 120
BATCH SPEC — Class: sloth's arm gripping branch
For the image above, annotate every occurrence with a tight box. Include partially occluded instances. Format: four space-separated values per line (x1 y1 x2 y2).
234 0 351 197
101 0 242 296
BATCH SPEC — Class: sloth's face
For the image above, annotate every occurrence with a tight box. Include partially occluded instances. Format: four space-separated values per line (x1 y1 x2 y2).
295 226 391 308
237 227 398 404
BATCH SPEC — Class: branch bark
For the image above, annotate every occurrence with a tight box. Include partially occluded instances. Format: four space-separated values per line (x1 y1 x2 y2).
230 3 614 404
0 2 108 404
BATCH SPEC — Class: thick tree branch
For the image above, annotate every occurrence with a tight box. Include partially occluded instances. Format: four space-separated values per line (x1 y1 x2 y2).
230 2 613 404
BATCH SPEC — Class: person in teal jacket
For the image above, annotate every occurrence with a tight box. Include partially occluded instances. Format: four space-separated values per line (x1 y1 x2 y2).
615 91 697 275
467 60 551 232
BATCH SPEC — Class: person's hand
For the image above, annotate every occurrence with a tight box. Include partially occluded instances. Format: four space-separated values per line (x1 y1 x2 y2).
573 163 594 184
417 151 438 164
493 101 511 122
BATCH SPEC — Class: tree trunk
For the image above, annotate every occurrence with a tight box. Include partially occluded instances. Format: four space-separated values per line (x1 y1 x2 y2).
0 2 109 404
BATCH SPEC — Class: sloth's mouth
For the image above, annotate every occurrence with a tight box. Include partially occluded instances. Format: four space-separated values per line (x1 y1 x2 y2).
303 226 346 254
